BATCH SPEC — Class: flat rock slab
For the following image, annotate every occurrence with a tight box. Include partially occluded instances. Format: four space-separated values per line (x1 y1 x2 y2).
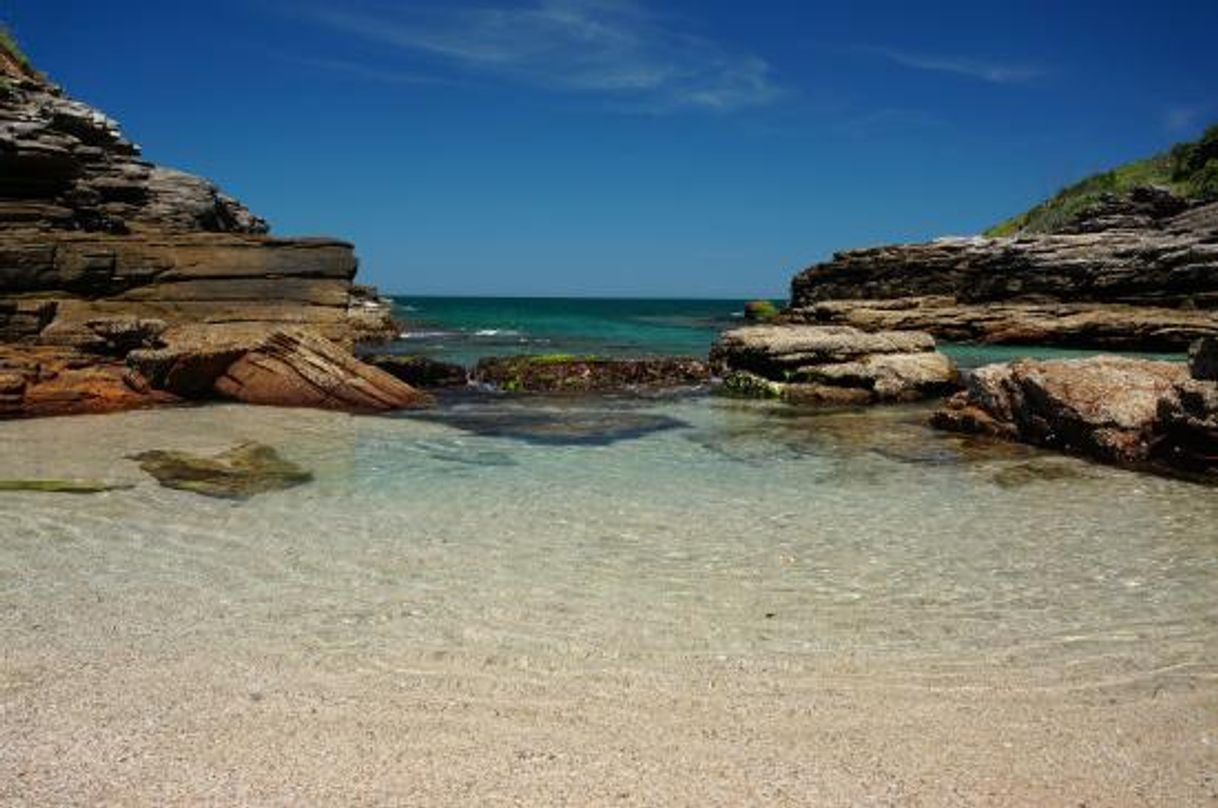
711 324 959 405
128 442 313 500
712 325 935 369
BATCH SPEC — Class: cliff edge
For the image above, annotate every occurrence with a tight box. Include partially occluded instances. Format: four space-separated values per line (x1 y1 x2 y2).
786 129 1218 351
0 35 426 416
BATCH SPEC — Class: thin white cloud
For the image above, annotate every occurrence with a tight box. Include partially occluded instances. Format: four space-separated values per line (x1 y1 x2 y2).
305 0 783 112
290 55 452 86
864 46 1043 84
1163 104 1207 134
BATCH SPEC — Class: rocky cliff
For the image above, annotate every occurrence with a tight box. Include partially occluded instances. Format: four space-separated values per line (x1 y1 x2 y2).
0 51 395 346
787 190 1218 350
0 41 423 417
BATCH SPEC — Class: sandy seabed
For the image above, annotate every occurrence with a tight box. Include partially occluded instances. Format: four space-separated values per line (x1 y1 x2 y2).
2 402 1216 805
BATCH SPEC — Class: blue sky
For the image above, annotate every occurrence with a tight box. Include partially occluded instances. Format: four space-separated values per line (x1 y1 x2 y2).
7 1 1218 296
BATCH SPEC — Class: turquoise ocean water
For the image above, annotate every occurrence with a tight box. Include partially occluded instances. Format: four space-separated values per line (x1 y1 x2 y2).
384 295 1184 368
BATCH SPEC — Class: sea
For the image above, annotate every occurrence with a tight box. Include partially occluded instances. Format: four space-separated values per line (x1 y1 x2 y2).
381 295 1183 369
2 296 1215 803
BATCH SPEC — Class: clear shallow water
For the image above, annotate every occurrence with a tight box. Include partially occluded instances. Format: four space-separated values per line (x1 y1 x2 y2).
3 400 1215 675
3 400 1216 802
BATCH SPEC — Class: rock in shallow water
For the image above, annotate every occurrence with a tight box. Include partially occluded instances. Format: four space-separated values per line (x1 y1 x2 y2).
0 479 135 494
363 354 469 389
933 355 1218 482
128 442 314 500
473 355 710 394
711 324 960 405
408 404 687 446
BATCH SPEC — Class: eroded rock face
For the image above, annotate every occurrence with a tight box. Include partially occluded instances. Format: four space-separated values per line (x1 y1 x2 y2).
128 442 313 500
710 324 960 405
0 342 177 418
0 70 265 235
787 199 1218 350
0 60 396 357
473 355 710 393
932 356 1218 481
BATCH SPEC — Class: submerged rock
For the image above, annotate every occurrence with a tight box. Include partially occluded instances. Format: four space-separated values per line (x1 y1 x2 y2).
128 442 314 499
473 355 710 394
0 479 135 494
363 354 469 388
409 404 687 446
710 324 960 405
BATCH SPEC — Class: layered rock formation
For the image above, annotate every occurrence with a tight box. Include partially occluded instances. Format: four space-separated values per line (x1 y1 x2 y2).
933 341 1218 482
0 45 417 416
710 324 959 405
786 196 1218 350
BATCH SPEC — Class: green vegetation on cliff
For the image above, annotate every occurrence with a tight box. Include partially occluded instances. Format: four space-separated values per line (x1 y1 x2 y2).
0 25 31 68
987 124 1218 236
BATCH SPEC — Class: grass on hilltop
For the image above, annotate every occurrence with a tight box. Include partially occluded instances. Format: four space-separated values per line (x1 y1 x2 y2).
0 24 31 69
986 123 1218 236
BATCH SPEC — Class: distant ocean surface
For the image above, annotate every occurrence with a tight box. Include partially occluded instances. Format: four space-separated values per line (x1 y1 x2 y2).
387 296 761 365
386 295 1184 368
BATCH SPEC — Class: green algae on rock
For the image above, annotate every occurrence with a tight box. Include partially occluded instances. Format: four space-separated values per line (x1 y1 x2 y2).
743 300 780 322
128 442 313 500
0 479 135 494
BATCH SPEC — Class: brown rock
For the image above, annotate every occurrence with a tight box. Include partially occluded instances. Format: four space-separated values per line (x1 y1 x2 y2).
932 356 1191 467
786 201 1218 350
793 297 1218 352
213 330 432 412
711 324 958 404
0 343 178 419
